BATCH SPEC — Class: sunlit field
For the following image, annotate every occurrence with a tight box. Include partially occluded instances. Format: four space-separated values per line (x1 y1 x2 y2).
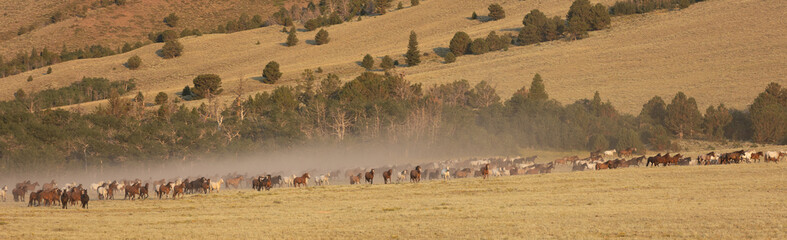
1 162 784 239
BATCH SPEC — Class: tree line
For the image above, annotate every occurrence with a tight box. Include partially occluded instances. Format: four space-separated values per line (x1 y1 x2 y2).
0 69 783 175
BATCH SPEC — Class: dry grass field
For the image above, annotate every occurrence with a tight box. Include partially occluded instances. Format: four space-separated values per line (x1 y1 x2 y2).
0 0 282 55
3 0 785 114
1 162 784 239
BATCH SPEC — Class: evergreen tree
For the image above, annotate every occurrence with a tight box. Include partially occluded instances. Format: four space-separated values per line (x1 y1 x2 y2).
263 61 282 83
380 55 395 70
639 96 667 126
155 92 168 105
362 54 375 70
749 82 787 143
665 92 703 138
703 104 732 140
469 38 488 55
444 52 456 63
315 29 330 45
192 74 224 98
286 28 298 46
528 73 548 101
161 40 183 59
405 30 421 66
411 0 419 7
449 32 471 56
488 3 506 20
126 55 142 69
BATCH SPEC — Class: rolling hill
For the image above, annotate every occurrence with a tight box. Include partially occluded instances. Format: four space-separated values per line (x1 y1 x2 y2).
1 0 785 114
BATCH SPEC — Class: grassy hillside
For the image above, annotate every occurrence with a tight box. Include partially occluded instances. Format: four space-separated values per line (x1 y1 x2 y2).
0 0 284 56
2 0 784 114
1 162 784 238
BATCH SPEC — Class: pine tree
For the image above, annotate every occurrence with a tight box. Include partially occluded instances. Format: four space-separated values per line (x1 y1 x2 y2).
444 52 456 63
286 28 298 46
449 32 471 56
488 3 506 20
362 54 375 70
380 55 395 70
665 92 703 138
155 92 168 105
405 31 421 66
528 73 548 101
315 29 330 45
263 61 282 84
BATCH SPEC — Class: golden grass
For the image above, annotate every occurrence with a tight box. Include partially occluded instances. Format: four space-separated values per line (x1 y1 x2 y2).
3 0 785 114
1 162 784 239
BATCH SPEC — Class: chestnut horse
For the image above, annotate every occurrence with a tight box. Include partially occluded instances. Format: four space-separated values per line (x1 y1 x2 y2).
350 173 361 185
293 173 310 188
410 166 422 183
481 164 490 179
382 169 393 184
365 169 375 184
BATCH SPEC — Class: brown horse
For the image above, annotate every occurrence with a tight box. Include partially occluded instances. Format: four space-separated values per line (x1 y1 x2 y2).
618 148 637 158
382 169 393 184
225 176 244 189
60 190 69 209
646 153 663 167
42 180 57 191
157 183 171 199
750 152 763 163
68 187 82 206
481 164 490 179
365 169 375 184
410 166 422 183
125 183 140 200
350 173 361 185
293 173 310 188
595 162 609 170
172 182 186 200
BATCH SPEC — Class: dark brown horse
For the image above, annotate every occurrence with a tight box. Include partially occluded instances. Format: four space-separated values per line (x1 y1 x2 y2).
410 166 422 183
61 190 70 209
481 164 490 179
646 153 663 167
365 169 375 184
293 173 310 188
382 169 393 184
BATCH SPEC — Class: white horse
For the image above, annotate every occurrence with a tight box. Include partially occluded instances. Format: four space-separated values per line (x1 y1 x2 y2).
90 182 105 191
603 150 617 158
283 175 295 187
441 167 450 181
316 174 330 186
96 186 107 200
210 178 224 193
1 185 6 202
396 170 408 183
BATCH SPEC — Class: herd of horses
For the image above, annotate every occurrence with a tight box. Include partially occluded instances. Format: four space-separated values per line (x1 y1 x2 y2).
2 149 783 209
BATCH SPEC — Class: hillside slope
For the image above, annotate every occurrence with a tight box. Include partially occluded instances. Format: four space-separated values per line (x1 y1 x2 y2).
0 0 282 56
2 0 785 114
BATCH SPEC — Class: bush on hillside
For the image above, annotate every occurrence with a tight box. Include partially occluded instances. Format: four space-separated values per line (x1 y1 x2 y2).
315 29 330 45
160 40 183 59
126 55 141 69
164 13 179 27
488 4 506 20
449 32 472 56
263 61 282 84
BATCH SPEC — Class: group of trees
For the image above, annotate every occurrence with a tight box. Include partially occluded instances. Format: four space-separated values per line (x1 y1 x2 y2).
518 0 610 44
361 54 395 71
0 68 783 175
609 0 704 16
12 77 136 111
446 31 511 61
638 83 787 147
1 42 147 78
